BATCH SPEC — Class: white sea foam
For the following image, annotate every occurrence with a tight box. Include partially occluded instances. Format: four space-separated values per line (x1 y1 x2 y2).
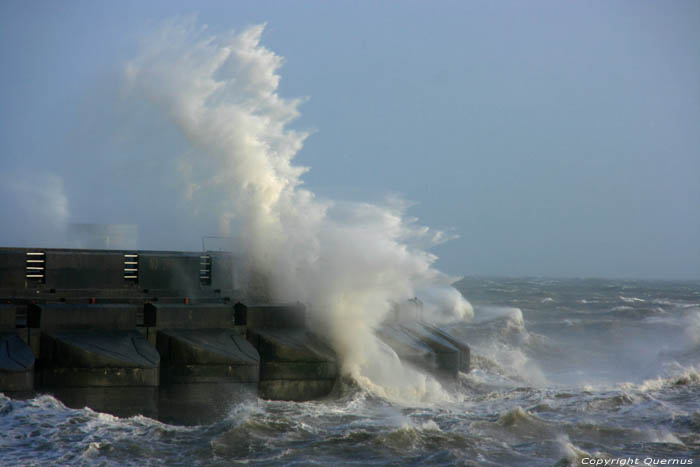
125 18 468 402
619 296 646 303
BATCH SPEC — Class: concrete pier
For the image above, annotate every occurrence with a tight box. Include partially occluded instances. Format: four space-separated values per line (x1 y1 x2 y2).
0 246 469 420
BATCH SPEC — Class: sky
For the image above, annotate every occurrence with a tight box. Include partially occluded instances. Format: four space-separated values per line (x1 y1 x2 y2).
1 1 699 280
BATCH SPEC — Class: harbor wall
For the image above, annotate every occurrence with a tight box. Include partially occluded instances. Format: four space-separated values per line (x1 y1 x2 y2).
0 247 469 422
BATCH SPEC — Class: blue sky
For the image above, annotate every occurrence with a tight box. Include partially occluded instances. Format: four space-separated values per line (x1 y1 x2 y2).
1 1 699 279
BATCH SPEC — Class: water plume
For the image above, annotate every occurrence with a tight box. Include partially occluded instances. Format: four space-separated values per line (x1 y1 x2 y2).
125 17 470 401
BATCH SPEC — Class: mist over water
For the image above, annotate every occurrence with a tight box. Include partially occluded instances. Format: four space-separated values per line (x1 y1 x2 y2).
124 18 471 401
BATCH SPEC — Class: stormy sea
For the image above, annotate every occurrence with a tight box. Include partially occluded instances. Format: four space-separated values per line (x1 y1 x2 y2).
2 277 698 466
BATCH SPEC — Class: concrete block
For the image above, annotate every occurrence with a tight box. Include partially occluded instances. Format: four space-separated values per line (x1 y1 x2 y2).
247 329 337 401
401 322 461 378
377 322 470 378
28 303 137 330
144 303 235 329
156 329 259 384
40 330 160 369
247 329 335 363
16 328 42 357
0 332 35 392
376 323 436 370
28 328 41 358
420 323 470 373
245 304 306 330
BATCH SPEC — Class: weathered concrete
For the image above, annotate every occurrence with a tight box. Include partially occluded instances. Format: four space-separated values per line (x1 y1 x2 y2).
29 303 138 330
38 330 160 416
401 322 462 378
245 303 306 329
148 303 261 422
419 323 470 374
144 303 235 328
0 248 235 300
241 303 337 401
44 250 125 289
377 323 439 373
155 326 259 424
377 322 470 379
1 304 16 329
49 387 159 419
138 252 201 294
30 302 160 416
0 333 35 392
0 246 473 419
158 383 256 425
247 328 337 401
157 329 259 383
0 250 26 289
0 305 35 393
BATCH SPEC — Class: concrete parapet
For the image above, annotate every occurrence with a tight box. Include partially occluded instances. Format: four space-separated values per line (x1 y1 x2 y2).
138 252 201 293
44 250 125 289
247 328 337 401
0 248 235 303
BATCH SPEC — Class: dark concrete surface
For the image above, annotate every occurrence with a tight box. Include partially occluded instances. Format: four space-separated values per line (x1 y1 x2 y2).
0 332 35 392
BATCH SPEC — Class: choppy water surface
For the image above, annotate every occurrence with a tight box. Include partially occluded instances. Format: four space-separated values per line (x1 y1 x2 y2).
2 278 699 466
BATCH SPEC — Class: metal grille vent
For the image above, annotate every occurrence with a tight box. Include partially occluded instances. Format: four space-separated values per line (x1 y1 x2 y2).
200 255 212 286
26 251 45 283
124 253 139 283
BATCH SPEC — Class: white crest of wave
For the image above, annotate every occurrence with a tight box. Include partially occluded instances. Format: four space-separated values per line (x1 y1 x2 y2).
125 17 469 401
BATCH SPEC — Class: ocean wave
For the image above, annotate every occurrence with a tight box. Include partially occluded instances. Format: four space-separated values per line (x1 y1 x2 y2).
619 296 646 304
621 365 700 392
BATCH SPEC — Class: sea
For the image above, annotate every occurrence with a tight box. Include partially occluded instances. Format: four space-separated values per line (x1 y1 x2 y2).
2 277 699 466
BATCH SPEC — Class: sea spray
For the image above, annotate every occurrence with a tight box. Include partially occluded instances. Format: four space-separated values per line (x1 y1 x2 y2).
125 18 471 401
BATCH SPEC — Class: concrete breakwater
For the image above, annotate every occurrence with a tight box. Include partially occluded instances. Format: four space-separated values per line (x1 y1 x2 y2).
0 247 469 422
